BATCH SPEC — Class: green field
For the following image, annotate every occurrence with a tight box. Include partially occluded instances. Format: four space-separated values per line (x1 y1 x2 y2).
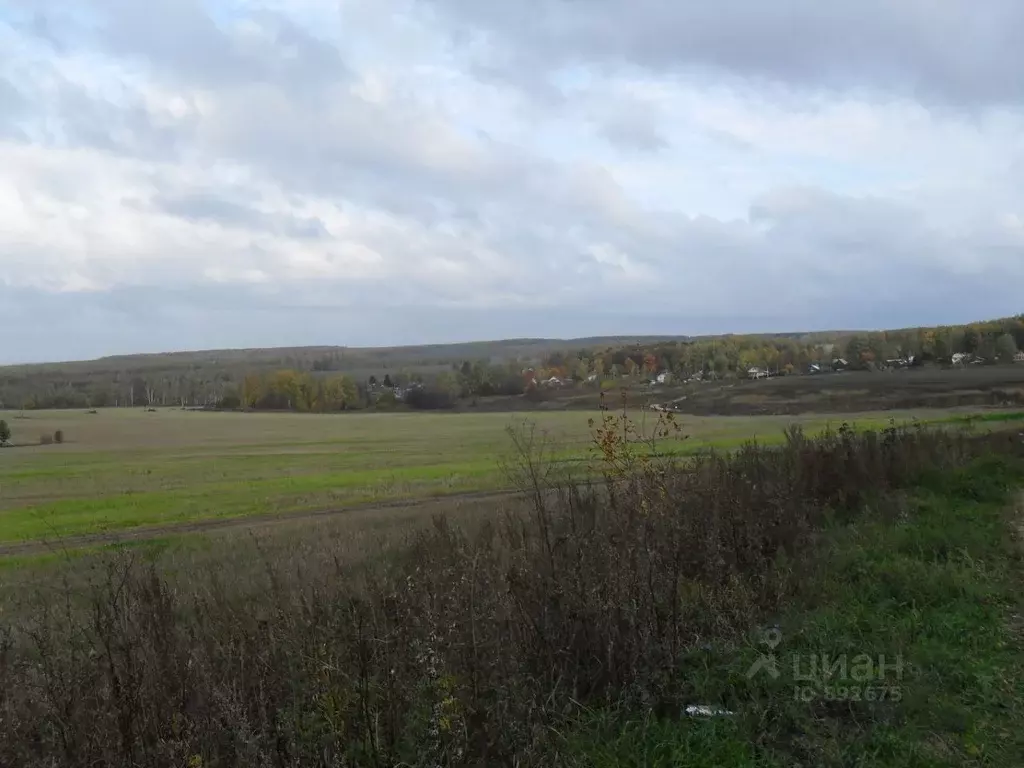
0 407 1019 548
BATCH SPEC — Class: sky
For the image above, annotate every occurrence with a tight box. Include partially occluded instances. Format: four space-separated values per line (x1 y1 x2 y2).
1 0 1023 362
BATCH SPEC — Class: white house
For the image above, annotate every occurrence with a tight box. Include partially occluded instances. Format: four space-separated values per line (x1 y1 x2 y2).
656 371 671 384
951 352 970 366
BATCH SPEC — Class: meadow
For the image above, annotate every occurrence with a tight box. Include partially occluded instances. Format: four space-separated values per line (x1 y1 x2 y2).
0 405 1013 552
3 411 1023 766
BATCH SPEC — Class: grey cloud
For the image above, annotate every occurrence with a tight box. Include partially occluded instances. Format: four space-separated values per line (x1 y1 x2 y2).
0 78 27 138
152 191 330 240
51 77 193 158
26 0 346 89
0 77 24 112
598 113 668 152
422 0 1024 107
196 83 568 227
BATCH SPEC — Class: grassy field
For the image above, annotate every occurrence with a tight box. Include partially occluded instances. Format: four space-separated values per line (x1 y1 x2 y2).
0 406 1021 549
3 413 1022 765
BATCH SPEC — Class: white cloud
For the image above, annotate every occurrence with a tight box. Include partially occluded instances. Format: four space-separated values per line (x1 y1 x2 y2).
0 0 1022 361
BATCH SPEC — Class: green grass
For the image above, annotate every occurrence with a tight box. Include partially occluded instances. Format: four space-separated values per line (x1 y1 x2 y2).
1 407 1018 546
559 456 1024 766
943 410 1024 425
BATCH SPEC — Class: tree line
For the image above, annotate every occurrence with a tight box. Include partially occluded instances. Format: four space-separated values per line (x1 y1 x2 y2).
2 316 1021 411
530 316 1024 382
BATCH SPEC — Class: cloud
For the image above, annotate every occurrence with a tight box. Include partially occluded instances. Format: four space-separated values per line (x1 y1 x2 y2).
0 0 1022 362
419 0 1024 108
151 191 330 240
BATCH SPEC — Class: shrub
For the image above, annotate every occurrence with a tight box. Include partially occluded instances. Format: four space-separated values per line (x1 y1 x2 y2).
0 419 10 446
39 434 53 445
53 430 64 444
405 385 456 410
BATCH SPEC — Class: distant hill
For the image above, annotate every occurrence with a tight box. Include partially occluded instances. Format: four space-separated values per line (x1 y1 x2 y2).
0 335 689 409
8 336 695 373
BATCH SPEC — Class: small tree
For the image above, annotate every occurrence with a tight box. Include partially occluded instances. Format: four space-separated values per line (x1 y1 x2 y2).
0 419 10 446
995 333 1018 363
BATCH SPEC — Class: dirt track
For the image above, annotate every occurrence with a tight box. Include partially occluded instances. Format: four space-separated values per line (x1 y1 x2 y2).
0 488 525 558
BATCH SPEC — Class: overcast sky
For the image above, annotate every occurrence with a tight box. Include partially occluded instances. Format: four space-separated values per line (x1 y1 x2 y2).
2 1 1023 362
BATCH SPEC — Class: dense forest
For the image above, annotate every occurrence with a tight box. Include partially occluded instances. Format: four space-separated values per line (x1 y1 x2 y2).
1 318 1021 412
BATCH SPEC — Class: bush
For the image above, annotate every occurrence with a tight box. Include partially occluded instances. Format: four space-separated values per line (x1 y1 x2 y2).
38 434 53 445
404 385 456 410
53 430 64 444
0 419 10 446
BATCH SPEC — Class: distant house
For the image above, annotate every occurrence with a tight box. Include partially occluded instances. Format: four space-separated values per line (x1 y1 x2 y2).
586 373 599 383
808 363 823 374
1015 351 1024 363
951 352 970 366
542 376 566 387
832 358 849 371
655 371 671 385
747 367 768 380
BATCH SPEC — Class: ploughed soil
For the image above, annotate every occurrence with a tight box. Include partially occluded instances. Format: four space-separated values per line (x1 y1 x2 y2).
454 365 1024 416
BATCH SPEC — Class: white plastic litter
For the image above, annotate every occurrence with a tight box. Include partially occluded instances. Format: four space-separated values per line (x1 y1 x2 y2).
684 705 735 717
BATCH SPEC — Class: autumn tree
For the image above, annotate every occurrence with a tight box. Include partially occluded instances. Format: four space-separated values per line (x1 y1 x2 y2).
960 326 981 353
